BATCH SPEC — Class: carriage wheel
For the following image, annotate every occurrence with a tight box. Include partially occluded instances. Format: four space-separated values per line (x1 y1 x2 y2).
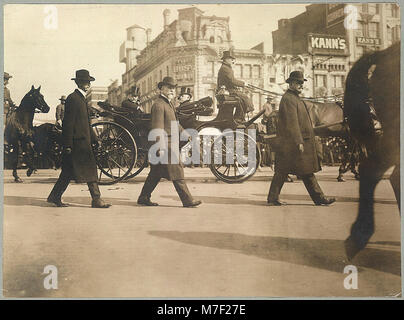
91 121 137 185
209 130 261 183
124 147 148 180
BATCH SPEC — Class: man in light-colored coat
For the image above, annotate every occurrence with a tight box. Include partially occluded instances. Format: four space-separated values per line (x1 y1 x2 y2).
137 77 201 208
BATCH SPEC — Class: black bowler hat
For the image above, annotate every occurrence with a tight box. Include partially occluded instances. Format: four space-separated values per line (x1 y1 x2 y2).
59 95 66 101
158 76 177 90
221 50 235 60
286 71 307 84
71 69 95 82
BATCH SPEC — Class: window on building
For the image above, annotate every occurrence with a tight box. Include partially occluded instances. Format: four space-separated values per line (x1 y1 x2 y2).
355 21 364 37
315 74 327 88
166 66 169 76
386 3 399 18
269 77 276 83
210 36 215 43
368 22 379 38
159 70 162 81
207 61 215 77
332 75 344 88
244 64 252 78
234 64 242 78
217 36 223 44
252 65 260 79
367 3 378 15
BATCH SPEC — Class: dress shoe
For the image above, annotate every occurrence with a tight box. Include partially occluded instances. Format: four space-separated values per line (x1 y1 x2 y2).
47 197 68 207
267 200 285 206
183 200 202 208
314 197 336 206
137 196 158 206
91 198 111 208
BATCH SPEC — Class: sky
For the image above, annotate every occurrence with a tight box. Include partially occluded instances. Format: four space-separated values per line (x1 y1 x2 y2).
4 3 308 121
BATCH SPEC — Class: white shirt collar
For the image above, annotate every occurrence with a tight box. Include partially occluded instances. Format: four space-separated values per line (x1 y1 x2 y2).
77 88 87 98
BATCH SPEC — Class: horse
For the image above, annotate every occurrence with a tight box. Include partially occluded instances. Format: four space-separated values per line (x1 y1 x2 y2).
343 42 400 260
4 86 50 182
305 100 361 181
32 123 63 169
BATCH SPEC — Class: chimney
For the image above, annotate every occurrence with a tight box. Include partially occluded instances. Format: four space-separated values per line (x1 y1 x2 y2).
146 28 152 46
163 9 171 30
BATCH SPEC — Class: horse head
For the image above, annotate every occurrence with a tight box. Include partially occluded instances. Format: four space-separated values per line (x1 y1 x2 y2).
20 85 50 114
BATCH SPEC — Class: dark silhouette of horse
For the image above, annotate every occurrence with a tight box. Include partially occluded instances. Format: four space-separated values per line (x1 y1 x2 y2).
32 123 63 169
343 42 400 260
4 86 50 182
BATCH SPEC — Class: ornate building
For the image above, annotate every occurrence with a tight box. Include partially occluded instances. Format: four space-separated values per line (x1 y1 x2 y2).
111 6 325 114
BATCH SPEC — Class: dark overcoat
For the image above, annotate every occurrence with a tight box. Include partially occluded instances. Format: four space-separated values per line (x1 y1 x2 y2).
217 62 254 113
62 89 98 183
275 89 320 175
149 95 184 181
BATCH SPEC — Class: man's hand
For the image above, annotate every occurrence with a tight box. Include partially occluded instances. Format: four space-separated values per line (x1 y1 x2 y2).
298 144 304 153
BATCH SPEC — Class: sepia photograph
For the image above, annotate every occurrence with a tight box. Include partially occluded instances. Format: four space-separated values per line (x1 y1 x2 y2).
2 1 402 298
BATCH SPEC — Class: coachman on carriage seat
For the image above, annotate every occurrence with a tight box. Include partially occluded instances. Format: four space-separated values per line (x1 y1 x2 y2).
217 50 254 119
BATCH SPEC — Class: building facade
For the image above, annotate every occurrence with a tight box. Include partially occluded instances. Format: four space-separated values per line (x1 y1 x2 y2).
272 3 400 97
112 6 344 114
86 86 108 110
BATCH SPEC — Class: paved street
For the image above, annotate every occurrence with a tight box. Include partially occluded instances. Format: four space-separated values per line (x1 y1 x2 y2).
2 166 401 298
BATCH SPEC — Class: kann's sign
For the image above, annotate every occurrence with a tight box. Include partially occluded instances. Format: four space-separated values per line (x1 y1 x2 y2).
308 34 349 56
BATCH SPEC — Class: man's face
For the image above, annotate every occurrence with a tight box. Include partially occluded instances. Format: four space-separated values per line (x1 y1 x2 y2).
289 80 304 94
179 94 191 103
77 80 91 92
4 78 9 86
224 57 235 65
161 85 176 100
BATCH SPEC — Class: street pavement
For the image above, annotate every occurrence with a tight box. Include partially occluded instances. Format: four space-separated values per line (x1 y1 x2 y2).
2 166 401 298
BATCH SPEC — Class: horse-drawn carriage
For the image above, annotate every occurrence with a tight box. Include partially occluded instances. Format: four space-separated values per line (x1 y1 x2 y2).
90 92 265 185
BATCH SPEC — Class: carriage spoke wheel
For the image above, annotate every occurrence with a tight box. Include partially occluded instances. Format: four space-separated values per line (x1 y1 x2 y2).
91 121 137 185
209 130 260 183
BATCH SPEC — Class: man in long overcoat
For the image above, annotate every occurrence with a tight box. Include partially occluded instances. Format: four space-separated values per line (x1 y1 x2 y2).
267 71 335 206
137 76 201 208
47 69 111 208
217 50 254 117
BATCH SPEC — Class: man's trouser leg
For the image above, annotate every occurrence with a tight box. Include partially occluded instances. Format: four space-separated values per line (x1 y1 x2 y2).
173 179 194 206
48 168 71 201
267 171 288 202
88 182 101 200
302 173 324 203
139 173 161 199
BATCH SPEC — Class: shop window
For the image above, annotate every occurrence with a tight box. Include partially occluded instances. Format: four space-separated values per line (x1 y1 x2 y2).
368 22 379 38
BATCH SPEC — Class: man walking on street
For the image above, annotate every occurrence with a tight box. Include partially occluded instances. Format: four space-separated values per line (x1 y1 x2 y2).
267 71 335 206
47 69 111 208
137 76 201 208
55 95 66 127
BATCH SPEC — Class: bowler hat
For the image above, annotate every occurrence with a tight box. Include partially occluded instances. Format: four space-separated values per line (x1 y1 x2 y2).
158 76 177 90
285 71 307 84
71 69 95 82
59 95 66 101
179 87 192 99
4 72 12 80
221 50 235 60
